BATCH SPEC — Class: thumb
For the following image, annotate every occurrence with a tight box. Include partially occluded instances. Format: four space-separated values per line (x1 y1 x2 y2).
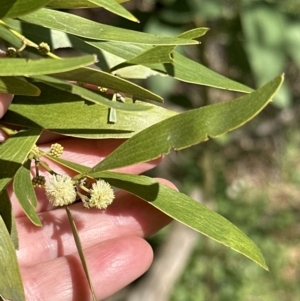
0 93 14 118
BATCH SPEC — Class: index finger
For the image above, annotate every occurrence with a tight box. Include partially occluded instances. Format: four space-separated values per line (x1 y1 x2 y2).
0 93 13 118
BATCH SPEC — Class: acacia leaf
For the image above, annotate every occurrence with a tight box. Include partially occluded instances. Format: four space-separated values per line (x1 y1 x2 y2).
47 0 129 9
88 0 138 22
13 160 42 226
0 129 42 192
146 52 254 93
92 75 283 171
82 40 253 92
88 171 268 270
0 189 19 249
32 75 151 111
125 28 209 65
0 76 40 96
0 217 25 301
2 83 176 139
51 68 163 102
20 8 199 45
0 55 96 76
0 0 52 18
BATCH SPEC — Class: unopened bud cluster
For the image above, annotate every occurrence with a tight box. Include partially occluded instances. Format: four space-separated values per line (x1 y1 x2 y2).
38 42 50 55
32 176 46 187
49 143 64 157
6 47 18 57
31 145 41 156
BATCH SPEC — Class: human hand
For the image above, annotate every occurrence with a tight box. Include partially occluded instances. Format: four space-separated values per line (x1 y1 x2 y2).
1 93 174 300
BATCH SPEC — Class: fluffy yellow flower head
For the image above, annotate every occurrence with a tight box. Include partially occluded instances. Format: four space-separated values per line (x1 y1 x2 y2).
88 180 115 209
45 174 76 206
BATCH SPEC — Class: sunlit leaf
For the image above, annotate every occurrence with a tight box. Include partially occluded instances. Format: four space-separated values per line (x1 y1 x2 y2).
0 76 40 96
0 129 42 192
0 217 25 301
47 0 100 8
125 28 209 65
145 52 253 93
20 8 199 45
2 83 176 139
0 55 96 76
47 0 129 9
83 40 253 93
92 75 283 171
0 189 19 249
32 75 151 111
0 0 52 18
13 160 42 226
88 0 138 22
51 68 163 102
88 171 268 269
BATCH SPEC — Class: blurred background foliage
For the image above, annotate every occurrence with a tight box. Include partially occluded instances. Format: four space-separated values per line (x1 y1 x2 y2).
77 0 300 300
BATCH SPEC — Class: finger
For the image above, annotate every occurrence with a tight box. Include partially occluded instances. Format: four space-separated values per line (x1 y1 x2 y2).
22 236 153 301
0 93 13 118
17 180 175 267
0 93 14 141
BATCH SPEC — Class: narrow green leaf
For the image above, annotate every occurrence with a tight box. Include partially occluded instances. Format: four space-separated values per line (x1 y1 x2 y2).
150 52 254 93
0 55 96 76
13 161 42 226
2 83 176 139
88 0 139 22
65 207 97 301
32 75 151 111
0 0 52 18
82 40 253 93
4 18 247 93
8 21 234 91
0 189 19 249
0 217 25 301
49 0 136 22
0 129 42 192
20 8 199 45
125 28 209 65
47 0 129 9
92 75 283 171
47 0 99 8
0 76 40 96
89 171 268 269
51 68 163 102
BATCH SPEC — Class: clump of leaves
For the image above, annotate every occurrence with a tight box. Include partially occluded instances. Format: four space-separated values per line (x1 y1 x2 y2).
0 1 283 300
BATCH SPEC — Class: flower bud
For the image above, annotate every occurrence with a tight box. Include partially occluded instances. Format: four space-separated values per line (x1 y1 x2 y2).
6 47 17 57
49 143 64 157
38 42 50 55
32 175 46 187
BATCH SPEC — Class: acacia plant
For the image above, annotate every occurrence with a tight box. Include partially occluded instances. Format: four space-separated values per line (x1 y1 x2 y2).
0 1 283 300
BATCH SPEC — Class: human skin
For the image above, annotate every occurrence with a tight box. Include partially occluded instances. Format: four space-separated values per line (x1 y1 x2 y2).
0 93 175 300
